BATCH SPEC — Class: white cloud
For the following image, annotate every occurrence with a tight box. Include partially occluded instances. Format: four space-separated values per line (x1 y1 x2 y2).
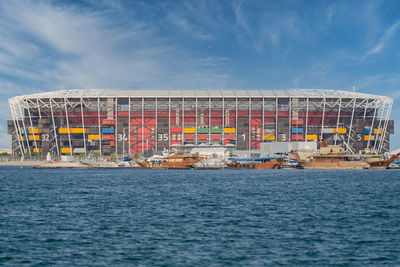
365 20 400 56
0 0 234 92
233 0 251 35
0 0 237 147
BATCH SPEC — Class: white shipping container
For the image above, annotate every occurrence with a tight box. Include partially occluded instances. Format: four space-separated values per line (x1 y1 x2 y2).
321 128 334 134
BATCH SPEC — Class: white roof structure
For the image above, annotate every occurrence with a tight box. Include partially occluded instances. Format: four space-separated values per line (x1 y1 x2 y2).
8 88 393 103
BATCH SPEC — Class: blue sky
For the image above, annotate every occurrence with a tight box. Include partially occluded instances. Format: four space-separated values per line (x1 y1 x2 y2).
1 0 400 149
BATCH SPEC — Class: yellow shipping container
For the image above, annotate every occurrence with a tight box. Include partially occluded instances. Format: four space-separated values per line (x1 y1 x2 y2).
29 135 40 141
333 128 347 134
183 128 196 133
224 128 236 133
59 128 68 134
88 135 100 140
364 135 378 141
71 128 88 134
374 129 383 134
20 135 40 141
59 128 88 134
306 134 318 140
28 128 39 134
263 134 275 140
61 147 71 154
25 148 42 153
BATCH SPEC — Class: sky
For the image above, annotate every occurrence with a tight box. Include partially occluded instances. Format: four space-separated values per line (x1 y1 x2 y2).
1 0 400 149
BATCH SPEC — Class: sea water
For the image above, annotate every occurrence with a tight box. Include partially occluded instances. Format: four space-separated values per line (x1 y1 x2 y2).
1 167 400 265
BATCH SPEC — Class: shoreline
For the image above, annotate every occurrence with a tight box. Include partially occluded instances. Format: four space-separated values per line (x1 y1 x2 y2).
0 160 398 170
0 161 45 167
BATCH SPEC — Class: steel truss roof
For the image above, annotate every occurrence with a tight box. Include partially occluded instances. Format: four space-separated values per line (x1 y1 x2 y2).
8 88 393 103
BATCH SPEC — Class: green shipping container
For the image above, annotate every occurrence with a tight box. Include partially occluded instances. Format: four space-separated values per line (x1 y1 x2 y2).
197 128 209 134
210 128 222 134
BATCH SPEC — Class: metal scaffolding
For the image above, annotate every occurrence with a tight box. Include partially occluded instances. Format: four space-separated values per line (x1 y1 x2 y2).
8 89 394 156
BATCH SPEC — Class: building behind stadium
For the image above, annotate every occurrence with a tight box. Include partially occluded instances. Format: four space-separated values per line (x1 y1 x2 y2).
7 89 394 157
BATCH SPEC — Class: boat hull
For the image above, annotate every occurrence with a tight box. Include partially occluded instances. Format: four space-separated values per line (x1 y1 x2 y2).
230 161 282 169
368 153 400 169
299 161 369 169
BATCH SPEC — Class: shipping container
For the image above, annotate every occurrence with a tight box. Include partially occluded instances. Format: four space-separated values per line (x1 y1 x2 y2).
183 128 196 134
225 134 234 140
333 128 347 134
306 134 318 140
263 134 275 140
185 134 194 140
59 128 88 134
211 128 222 134
61 147 71 154
198 134 208 140
197 128 209 134
291 119 304 125
224 128 236 133
291 134 304 140
102 119 115 125
291 128 304 134
212 134 221 140
170 127 182 133
102 128 115 134
102 134 115 140
88 135 100 140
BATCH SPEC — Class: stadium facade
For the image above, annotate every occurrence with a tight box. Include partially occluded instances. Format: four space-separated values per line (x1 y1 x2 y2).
7 89 394 156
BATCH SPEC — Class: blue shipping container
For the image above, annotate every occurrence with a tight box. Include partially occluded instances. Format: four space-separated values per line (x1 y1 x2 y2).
291 128 304 134
364 128 372 134
102 128 115 134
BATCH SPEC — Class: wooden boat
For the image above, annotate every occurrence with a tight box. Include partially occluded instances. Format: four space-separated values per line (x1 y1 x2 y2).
291 145 369 170
132 153 203 169
193 158 226 169
365 153 400 169
226 157 283 169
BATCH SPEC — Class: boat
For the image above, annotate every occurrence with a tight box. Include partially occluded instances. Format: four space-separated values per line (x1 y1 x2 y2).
291 145 369 170
364 153 400 169
280 159 298 169
131 153 204 169
388 161 400 169
193 158 227 169
226 157 283 169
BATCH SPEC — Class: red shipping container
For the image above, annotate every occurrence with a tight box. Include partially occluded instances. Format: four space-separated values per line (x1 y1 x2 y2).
102 119 115 125
198 134 208 140
170 127 182 133
291 119 304 125
225 134 234 140
185 134 194 140
110 141 115 146
291 134 304 140
212 134 221 140
102 134 115 140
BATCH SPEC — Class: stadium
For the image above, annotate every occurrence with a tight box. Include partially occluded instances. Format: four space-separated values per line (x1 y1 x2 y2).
7 89 394 157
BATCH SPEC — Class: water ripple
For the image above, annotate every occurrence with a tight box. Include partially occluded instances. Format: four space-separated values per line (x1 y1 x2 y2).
1 168 400 265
